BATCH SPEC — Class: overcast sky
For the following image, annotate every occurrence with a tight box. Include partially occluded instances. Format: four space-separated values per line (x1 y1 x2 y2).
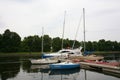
0 0 120 41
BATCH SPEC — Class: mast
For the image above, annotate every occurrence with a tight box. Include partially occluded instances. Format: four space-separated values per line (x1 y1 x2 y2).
83 8 87 79
83 8 86 54
61 11 66 49
41 27 44 54
72 14 82 49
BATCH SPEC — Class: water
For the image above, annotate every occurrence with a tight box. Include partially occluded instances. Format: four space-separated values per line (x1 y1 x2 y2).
0 54 120 80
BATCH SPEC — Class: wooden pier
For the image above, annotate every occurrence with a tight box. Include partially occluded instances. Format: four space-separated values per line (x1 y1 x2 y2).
79 62 120 74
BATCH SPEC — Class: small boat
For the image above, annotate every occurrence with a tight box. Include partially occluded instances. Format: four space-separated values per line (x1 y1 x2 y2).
84 55 104 61
30 27 59 65
49 61 80 69
30 58 59 65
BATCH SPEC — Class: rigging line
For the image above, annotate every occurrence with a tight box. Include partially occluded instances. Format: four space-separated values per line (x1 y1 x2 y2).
72 13 83 49
41 27 44 54
61 11 66 49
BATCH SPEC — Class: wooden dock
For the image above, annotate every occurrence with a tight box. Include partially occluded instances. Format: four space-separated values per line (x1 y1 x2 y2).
79 62 120 74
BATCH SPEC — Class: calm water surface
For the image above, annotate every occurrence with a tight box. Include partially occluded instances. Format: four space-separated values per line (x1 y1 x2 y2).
0 54 120 80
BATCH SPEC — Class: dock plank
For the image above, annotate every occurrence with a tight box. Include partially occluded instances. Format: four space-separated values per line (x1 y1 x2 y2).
79 62 120 74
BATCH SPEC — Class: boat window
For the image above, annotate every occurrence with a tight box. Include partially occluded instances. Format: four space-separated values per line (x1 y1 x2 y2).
60 51 70 53
68 52 74 54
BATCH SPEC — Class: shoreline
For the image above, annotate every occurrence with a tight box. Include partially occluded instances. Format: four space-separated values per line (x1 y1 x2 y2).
0 51 120 57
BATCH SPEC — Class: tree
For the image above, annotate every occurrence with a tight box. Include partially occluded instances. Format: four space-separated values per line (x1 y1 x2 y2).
92 41 98 51
21 35 41 52
0 34 2 52
1 29 120 52
111 41 119 51
52 37 62 52
105 40 113 51
64 38 71 48
86 41 93 51
98 39 106 51
42 35 51 52
1 29 21 52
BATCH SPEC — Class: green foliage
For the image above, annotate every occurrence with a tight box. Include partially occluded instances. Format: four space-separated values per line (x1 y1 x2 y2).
0 34 2 52
0 29 120 53
21 35 41 52
0 29 21 52
86 41 93 51
43 35 51 52
52 37 62 51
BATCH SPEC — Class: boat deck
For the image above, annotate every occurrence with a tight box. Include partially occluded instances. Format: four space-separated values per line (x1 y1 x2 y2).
79 61 120 74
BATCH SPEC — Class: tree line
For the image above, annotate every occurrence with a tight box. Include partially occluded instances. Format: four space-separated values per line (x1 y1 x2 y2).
0 29 120 53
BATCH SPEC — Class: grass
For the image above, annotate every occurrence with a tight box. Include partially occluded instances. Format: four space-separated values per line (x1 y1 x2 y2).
0 52 41 57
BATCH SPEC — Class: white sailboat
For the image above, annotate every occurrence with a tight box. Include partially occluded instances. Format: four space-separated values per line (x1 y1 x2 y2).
70 8 104 61
49 11 80 69
30 58 58 65
42 11 83 58
42 47 83 58
30 27 59 65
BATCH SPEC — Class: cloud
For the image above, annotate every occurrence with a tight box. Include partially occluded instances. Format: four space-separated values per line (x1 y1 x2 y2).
0 0 120 41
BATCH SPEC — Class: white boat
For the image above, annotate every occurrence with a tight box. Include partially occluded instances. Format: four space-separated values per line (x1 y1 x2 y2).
42 47 83 58
30 27 59 65
49 61 80 69
42 11 83 59
30 58 59 65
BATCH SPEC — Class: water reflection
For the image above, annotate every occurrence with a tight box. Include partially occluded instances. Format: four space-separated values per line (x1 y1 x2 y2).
21 60 31 73
49 68 80 80
0 63 20 80
103 53 120 62
0 55 120 80
26 64 81 80
49 68 80 75
29 64 49 73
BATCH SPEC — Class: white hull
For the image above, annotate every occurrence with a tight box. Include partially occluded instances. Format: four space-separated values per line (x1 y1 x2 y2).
42 47 83 58
30 58 58 65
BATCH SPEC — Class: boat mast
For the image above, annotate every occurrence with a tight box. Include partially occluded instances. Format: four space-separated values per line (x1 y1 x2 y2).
61 11 66 49
72 14 82 49
83 8 86 54
41 27 44 54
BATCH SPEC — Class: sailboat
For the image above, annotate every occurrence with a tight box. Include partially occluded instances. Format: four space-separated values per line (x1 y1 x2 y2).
42 11 83 59
83 8 104 61
30 27 59 65
69 8 104 61
49 11 80 69
42 47 83 58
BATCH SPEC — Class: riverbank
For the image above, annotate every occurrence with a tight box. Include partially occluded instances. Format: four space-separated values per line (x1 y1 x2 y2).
0 52 41 57
93 51 120 54
0 51 120 57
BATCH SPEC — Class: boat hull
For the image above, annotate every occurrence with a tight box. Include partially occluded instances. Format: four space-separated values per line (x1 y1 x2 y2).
49 62 80 69
30 59 58 65
42 53 65 58
42 48 83 58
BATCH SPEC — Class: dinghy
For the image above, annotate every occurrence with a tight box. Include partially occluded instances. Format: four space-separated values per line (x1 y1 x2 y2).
49 61 80 69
